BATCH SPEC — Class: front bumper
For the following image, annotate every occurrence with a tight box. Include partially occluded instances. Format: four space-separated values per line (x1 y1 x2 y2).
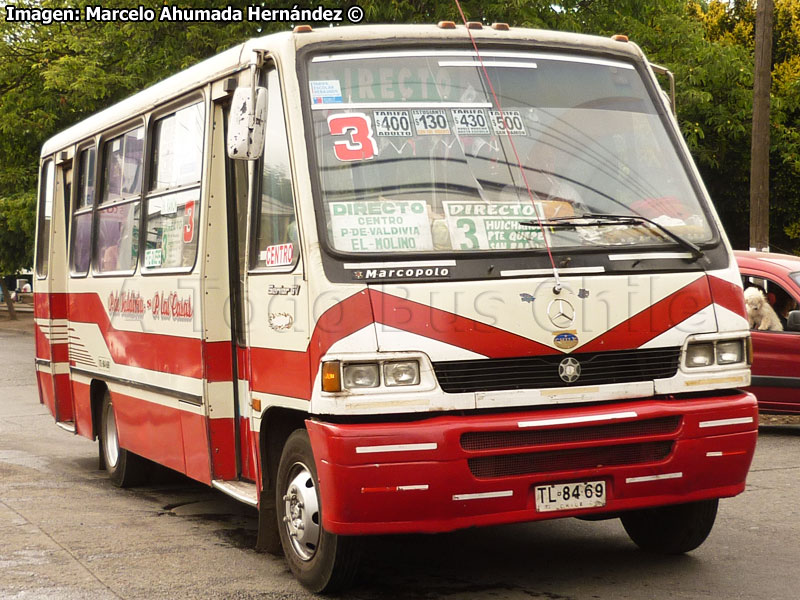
306 392 757 535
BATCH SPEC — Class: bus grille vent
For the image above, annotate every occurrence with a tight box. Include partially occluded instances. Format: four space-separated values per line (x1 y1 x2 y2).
433 347 681 393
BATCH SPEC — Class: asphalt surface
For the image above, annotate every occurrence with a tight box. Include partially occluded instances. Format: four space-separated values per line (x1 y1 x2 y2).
2 313 800 599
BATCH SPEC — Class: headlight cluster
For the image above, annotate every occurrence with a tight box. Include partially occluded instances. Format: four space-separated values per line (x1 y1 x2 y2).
684 338 750 369
322 360 420 392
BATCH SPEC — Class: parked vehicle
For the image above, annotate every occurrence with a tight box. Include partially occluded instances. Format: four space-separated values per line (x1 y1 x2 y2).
735 250 800 413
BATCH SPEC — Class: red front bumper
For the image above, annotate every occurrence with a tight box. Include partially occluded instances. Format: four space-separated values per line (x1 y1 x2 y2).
306 393 758 535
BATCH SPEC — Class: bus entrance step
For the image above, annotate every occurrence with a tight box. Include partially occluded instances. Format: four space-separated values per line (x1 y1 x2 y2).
211 479 258 507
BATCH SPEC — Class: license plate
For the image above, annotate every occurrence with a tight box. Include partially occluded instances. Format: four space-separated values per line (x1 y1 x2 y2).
535 480 606 512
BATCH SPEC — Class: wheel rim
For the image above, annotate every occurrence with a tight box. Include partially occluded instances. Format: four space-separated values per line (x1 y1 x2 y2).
282 461 321 561
103 402 120 468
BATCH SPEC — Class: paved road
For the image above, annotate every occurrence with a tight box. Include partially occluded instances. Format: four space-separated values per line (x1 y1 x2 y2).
2 317 800 599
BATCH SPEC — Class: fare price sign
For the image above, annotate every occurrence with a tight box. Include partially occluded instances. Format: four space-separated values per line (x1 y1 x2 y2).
412 109 450 135
451 108 490 135
329 200 433 252
489 110 526 135
373 110 413 137
443 201 545 250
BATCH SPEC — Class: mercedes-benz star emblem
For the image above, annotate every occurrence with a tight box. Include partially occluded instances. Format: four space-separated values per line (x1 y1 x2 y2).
547 298 575 329
558 357 581 384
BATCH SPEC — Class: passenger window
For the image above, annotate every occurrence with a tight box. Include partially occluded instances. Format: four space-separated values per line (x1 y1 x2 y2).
70 147 95 275
251 69 299 270
35 160 55 278
95 126 143 274
143 101 204 272
742 276 799 333
102 128 144 202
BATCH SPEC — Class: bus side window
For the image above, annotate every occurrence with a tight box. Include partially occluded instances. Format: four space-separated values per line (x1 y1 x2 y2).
35 160 55 279
250 69 299 270
94 126 144 274
143 101 204 272
70 146 95 276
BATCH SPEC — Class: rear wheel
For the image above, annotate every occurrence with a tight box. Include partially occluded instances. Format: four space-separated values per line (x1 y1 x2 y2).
276 429 361 593
100 391 149 487
621 499 719 554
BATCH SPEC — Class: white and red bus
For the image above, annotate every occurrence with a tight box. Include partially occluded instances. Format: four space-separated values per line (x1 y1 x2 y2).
34 23 758 592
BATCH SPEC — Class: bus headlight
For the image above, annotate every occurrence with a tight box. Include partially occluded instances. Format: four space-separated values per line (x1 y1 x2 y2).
383 361 420 386
684 338 747 369
685 343 715 368
342 363 380 388
716 340 745 365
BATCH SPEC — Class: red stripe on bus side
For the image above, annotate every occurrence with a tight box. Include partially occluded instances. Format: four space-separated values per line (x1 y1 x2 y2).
34 324 51 361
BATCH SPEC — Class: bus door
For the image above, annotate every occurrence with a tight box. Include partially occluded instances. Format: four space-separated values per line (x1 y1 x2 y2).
198 89 244 484
52 158 76 427
35 155 75 427
221 65 309 489
34 159 57 418
243 64 310 479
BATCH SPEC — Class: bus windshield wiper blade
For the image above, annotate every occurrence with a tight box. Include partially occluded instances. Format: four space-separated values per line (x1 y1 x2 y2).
519 213 705 260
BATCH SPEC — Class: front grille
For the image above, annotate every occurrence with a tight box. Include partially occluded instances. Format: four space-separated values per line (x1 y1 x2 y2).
461 416 681 451
468 441 674 479
433 347 681 393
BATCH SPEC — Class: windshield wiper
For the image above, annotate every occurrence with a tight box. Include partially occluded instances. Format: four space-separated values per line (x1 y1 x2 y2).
519 213 705 261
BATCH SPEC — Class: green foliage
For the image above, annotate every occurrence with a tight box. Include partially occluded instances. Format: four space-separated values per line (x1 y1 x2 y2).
3 0 800 258
0 192 36 276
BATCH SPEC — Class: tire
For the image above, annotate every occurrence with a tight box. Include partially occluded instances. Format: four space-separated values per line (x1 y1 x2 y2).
276 429 361 593
621 499 719 554
99 391 149 488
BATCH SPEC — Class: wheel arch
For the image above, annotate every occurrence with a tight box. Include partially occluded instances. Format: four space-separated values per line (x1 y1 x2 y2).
259 406 308 494
255 405 308 554
89 379 108 471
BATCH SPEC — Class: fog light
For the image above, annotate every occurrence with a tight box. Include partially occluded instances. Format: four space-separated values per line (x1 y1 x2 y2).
342 363 380 388
686 343 714 368
384 361 420 386
717 340 744 365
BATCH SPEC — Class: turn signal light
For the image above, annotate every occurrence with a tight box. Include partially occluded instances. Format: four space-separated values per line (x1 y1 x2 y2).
322 360 341 392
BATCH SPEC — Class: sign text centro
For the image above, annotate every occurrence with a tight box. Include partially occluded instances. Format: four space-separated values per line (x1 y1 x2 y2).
330 200 433 252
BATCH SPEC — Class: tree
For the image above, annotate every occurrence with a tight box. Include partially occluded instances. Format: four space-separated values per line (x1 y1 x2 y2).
0 193 36 319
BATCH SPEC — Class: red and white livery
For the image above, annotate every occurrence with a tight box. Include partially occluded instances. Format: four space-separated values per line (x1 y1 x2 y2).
34 24 757 592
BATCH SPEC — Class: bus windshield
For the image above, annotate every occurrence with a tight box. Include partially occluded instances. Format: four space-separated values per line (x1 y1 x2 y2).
307 49 713 254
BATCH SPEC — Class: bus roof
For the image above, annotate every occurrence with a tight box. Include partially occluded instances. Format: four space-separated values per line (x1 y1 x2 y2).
41 24 644 157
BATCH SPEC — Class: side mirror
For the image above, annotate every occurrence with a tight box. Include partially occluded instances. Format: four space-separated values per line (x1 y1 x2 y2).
227 86 268 160
787 310 800 332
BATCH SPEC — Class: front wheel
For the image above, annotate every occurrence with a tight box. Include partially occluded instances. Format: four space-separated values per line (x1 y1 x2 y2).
99 391 149 487
276 429 361 593
620 499 719 554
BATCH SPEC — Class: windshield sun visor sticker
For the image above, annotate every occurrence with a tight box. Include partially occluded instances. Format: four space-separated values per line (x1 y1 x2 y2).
310 79 344 104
